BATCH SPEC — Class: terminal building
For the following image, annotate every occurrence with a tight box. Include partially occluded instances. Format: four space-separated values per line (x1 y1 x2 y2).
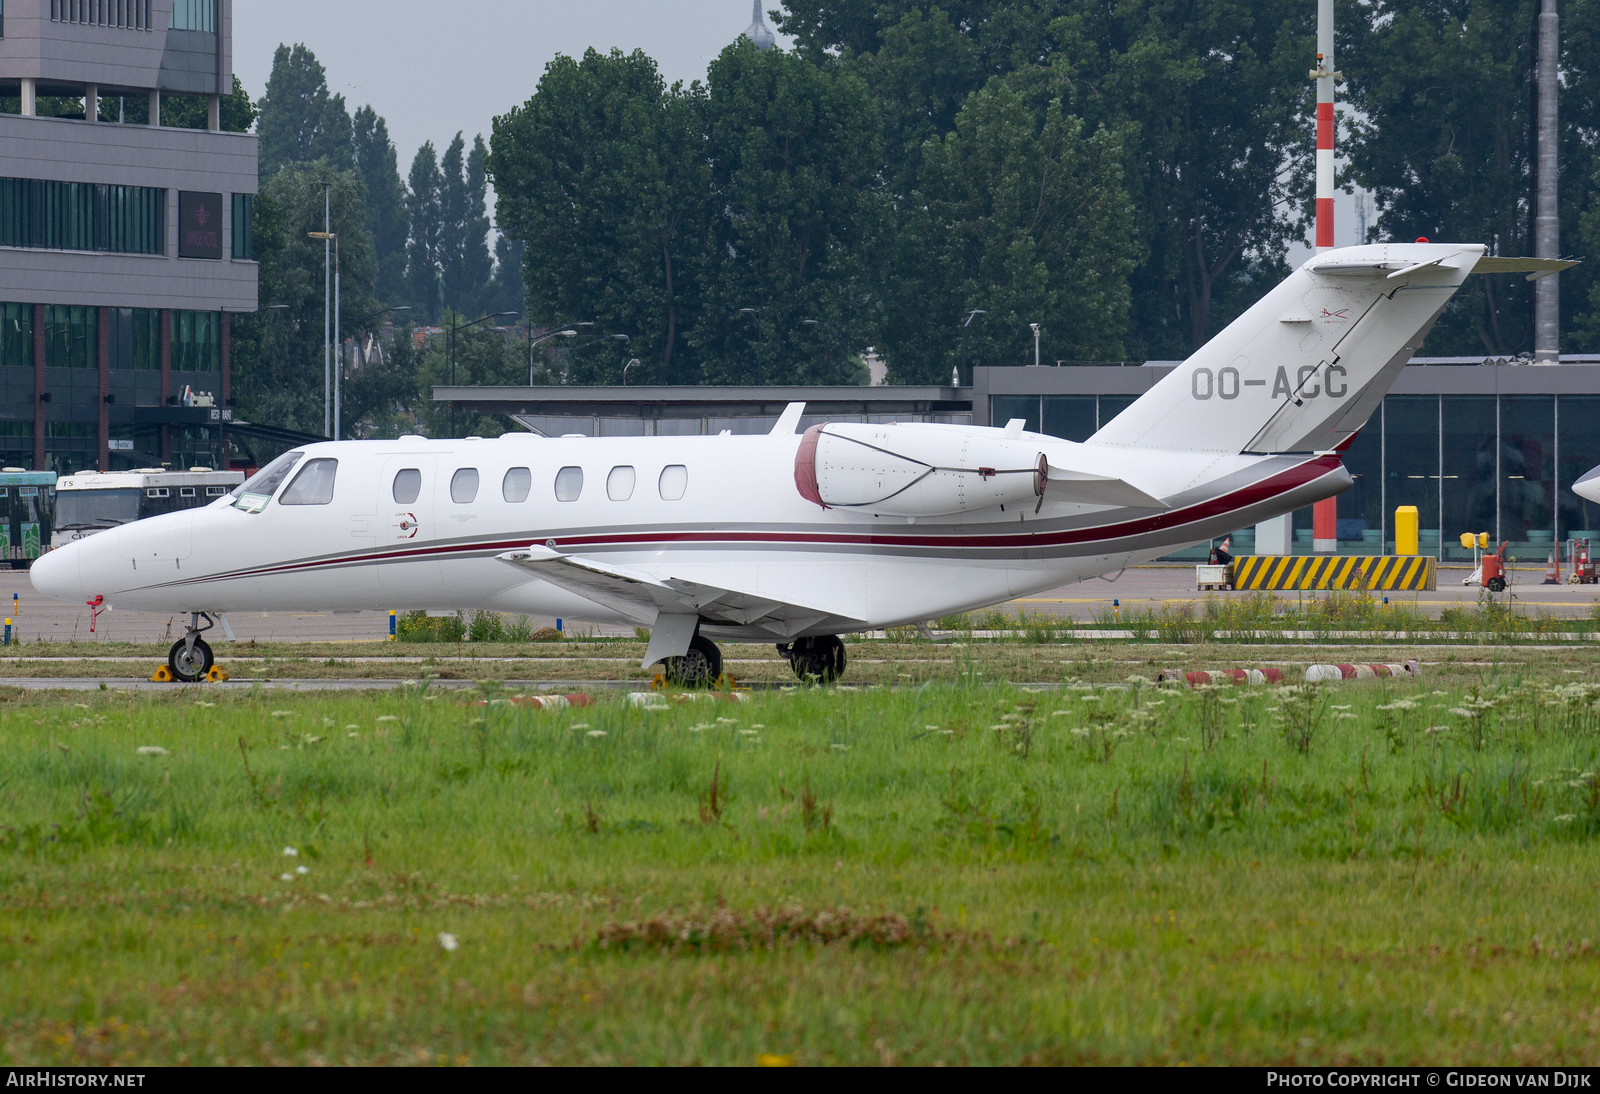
0 0 256 474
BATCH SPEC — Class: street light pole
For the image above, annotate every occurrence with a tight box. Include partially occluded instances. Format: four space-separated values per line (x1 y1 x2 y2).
446 311 518 436
738 308 763 385
528 327 578 385
320 185 330 437
1029 322 1041 368
308 231 341 437
960 309 986 386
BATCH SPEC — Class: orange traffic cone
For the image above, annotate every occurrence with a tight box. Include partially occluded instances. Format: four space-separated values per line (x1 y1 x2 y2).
1543 545 1561 584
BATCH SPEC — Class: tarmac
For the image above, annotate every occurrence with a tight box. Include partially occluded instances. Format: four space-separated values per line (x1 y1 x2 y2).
3 559 1597 649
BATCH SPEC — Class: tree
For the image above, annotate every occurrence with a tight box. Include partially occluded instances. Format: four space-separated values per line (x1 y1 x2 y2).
256 44 353 177
437 133 494 319
406 142 444 323
490 48 709 384
483 234 527 320
691 40 883 385
780 1 1312 357
1342 1 1539 355
879 82 1137 382
230 163 378 436
352 106 411 307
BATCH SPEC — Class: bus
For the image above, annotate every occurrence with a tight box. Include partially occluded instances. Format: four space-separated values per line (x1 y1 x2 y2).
54 468 245 545
0 467 57 570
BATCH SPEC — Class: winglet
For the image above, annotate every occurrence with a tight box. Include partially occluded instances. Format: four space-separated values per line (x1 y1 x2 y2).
1002 418 1026 439
771 402 806 435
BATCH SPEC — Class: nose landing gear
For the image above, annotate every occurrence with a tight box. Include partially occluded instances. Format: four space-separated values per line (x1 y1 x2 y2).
167 612 217 683
777 635 847 683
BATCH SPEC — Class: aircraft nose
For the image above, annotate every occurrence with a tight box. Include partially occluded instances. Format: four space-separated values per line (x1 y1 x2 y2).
29 541 84 604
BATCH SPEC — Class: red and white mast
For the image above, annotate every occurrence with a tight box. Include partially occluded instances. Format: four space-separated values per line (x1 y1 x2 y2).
1311 0 1341 553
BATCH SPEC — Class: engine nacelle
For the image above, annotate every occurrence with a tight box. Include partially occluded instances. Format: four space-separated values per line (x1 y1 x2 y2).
794 422 1046 516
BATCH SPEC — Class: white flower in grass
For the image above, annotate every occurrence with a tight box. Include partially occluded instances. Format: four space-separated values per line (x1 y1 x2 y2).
296 865 309 875
438 933 459 952
135 746 169 756
345 724 360 731
194 701 216 709
586 730 607 738
750 724 765 730
280 873 295 882
270 710 293 719
571 723 590 729
282 846 299 857
831 743 849 750
377 715 400 723
716 717 738 725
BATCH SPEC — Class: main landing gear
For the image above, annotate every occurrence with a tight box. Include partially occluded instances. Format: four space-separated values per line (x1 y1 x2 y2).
653 633 850 687
777 635 847 683
168 612 217 683
659 634 724 688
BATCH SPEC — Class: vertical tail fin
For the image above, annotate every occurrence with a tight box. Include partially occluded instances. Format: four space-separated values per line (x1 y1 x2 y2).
1087 243 1484 455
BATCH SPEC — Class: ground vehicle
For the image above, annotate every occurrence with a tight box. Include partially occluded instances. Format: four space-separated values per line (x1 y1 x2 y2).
53 468 244 544
0 468 57 570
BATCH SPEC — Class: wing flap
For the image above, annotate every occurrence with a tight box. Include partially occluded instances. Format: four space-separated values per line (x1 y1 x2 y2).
497 545 866 635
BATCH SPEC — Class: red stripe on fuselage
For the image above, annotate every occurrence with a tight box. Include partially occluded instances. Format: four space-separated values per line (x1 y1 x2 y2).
161 454 1342 588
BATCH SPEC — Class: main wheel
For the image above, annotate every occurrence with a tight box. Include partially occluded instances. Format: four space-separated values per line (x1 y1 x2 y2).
1486 576 1507 592
787 635 847 683
168 637 214 682
662 634 722 688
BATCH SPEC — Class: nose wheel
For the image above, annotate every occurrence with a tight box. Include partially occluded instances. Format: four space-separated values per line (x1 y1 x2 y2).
778 635 847 683
167 612 217 683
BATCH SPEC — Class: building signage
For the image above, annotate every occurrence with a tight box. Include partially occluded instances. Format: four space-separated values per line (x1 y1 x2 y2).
178 191 223 259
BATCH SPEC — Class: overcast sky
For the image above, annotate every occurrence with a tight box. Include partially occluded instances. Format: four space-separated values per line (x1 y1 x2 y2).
232 2 791 186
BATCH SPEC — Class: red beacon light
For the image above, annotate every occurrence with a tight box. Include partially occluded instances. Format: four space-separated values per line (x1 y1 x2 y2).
1416 236 1430 243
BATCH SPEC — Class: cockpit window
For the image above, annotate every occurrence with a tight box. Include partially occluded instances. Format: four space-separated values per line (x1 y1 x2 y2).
278 458 339 506
232 451 304 513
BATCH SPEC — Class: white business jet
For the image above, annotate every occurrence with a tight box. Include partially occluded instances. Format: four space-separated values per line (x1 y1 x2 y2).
31 243 1570 683
1574 466 1600 506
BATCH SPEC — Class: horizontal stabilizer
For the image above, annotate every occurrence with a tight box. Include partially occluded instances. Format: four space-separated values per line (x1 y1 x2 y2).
1045 465 1168 509
1471 256 1579 281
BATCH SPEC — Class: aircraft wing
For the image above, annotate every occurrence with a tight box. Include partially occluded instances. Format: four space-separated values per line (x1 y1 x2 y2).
496 544 867 637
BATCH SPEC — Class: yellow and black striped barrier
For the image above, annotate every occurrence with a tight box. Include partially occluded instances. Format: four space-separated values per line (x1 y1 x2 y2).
1230 555 1435 592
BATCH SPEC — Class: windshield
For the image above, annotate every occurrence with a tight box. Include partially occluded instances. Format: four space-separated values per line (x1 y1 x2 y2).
232 452 305 513
57 488 141 529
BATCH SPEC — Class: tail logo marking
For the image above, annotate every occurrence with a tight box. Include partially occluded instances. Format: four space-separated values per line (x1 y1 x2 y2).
1191 364 1347 402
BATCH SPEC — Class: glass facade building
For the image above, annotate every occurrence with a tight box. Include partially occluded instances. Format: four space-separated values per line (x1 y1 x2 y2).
980 363 1600 560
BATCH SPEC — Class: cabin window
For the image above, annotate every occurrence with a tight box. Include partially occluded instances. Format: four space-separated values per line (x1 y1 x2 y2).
502 466 531 503
205 486 226 496
659 464 687 501
392 468 421 504
146 488 168 498
451 468 479 504
232 451 304 512
554 466 583 502
179 487 196 498
607 465 636 501
278 458 339 506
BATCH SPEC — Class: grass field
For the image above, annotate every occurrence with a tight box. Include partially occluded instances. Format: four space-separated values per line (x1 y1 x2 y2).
3 651 1600 1064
